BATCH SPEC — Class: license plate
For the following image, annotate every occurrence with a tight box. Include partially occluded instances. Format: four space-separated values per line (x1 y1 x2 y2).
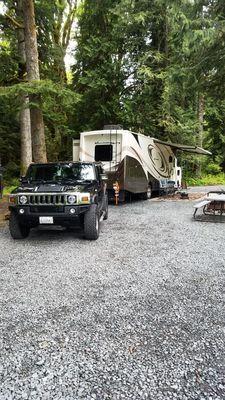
39 216 54 224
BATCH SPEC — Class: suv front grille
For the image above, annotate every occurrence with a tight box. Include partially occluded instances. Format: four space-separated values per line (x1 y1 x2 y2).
27 194 68 205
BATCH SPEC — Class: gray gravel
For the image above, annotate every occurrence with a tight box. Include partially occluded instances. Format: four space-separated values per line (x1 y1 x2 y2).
1 199 225 399
188 185 225 194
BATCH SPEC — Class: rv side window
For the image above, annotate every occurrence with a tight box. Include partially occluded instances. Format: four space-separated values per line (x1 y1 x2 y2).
95 145 113 161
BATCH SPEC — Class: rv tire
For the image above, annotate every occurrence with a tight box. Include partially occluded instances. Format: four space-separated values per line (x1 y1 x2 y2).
143 185 152 200
9 212 30 239
84 204 100 240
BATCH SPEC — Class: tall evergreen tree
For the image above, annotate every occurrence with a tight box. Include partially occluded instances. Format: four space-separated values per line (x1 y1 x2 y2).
72 0 125 131
22 0 47 163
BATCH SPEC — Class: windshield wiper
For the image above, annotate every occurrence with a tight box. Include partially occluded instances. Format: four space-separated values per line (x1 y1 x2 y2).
61 178 94 184
28 179 62 184
61 178 80 183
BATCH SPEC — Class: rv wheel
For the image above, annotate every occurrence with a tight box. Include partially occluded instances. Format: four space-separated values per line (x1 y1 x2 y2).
143 185 152 200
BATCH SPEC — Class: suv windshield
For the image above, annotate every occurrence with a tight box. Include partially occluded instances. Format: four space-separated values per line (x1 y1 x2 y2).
26 163 95 182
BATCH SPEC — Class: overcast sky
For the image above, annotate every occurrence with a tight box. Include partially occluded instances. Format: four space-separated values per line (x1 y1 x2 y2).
0 3 6 13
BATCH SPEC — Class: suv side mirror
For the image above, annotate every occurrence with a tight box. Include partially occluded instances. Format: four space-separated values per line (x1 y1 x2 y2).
100 173 108 181
19 176 27 183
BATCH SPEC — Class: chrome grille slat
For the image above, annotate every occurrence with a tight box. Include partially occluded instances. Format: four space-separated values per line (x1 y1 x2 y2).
25 193 68 205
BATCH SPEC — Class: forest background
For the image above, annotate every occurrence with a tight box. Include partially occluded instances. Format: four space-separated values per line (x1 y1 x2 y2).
1 0 225 187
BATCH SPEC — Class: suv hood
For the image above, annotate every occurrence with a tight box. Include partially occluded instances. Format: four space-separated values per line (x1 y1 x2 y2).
13 182 94 194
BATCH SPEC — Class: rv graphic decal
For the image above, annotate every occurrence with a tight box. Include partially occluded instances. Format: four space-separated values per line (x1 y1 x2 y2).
148 144 169 178
130 146 144 166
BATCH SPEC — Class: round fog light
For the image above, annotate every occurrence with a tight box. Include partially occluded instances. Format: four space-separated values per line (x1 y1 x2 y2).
70 208 76 214
67 195 76 204
19 209 25 214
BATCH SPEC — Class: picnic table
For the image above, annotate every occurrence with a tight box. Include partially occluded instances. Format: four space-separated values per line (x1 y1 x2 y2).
193 191 225 220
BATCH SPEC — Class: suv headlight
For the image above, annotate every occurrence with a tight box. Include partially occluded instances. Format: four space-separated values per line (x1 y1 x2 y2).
67 195 76 204
19 195 28 205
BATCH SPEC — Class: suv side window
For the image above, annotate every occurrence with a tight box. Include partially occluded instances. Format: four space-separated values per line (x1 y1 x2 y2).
95 165 100 180
95 165 103 180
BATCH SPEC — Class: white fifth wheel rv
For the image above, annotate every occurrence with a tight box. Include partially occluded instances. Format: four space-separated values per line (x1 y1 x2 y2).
73 125 211 200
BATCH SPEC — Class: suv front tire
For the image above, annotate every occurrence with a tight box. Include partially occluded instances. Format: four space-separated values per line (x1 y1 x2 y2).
9 212 30 239
84 204 100 240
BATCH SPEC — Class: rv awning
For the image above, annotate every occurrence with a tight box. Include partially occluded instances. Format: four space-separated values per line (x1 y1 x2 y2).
153 139 212 155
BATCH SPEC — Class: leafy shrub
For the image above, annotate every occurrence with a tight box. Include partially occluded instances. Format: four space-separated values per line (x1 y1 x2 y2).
3 161 20 184
204 163 222 175
187 173 225 186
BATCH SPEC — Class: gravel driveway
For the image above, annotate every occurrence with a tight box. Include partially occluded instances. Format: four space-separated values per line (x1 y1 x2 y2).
188 185 225 194
1 198 225 400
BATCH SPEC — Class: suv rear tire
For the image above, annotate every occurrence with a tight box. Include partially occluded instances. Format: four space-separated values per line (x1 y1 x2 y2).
103 194 108 220
84 204 100 240
9 212 30 239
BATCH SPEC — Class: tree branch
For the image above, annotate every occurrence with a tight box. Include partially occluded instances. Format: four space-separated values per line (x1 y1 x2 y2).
5 13 23 29
62 0 77 49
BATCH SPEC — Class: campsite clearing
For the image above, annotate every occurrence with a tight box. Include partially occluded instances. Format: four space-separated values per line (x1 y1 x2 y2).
0 193 225 399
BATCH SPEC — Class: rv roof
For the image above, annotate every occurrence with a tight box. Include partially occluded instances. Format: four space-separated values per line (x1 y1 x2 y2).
82 129 129 136
81 129 147 138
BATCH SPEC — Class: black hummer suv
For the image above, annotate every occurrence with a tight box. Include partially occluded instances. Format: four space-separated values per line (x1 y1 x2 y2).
9 162 108 240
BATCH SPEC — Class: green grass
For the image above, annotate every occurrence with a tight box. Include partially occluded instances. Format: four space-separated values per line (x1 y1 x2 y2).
3 185 17 195
2 178 19 196
186 173 225 186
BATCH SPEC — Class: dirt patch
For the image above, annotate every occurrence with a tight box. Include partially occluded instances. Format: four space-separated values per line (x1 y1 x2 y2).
154 192 205 201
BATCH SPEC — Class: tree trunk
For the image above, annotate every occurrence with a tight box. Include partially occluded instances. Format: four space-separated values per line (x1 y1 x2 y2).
54 49 67 83
22 0 47 163
17 0 32 175
196 93 204 176
20 95 32 174
197 93 204 148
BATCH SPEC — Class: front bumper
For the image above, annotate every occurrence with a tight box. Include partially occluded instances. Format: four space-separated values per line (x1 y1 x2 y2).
9 205 90 227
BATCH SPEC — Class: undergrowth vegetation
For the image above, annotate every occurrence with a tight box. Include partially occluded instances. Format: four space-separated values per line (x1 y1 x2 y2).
186 174 225 186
